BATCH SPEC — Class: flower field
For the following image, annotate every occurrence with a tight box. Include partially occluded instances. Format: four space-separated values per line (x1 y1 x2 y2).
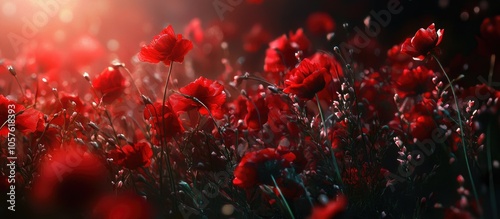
0 0 499 218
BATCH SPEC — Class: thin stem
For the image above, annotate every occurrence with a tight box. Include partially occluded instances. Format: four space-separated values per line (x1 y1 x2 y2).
486 122 498 219
315 94 343 190
271 175 295 219
121 65 144 97
8 66 26 98
489 54 496 87
238 73 277 87
432 54 480 213
160 61 176 201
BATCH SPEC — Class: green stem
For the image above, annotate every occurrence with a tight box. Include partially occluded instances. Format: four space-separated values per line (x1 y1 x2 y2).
160 62 176 201
432 54 480 213
271 175 295 219
315 94 343 190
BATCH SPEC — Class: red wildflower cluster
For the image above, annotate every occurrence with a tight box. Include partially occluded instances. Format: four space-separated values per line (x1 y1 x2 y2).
2 6 499 219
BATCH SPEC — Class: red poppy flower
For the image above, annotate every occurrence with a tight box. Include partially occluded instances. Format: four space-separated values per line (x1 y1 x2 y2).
57 92 85 113
244 92 269 131
233 148 296 188
143 102 184 139
394 66 434 98
264 28 311 74
93 193 154 219
398 100 437 141
108 142 153 169
138 25 193 66
243 24 271 52
32 146 108 212
169 77 226 119
93 66 127 104
309 195 348 219
283 58 330 99
401 23 444 61
0 95 45 137
307 12 336 35
184 18 204 45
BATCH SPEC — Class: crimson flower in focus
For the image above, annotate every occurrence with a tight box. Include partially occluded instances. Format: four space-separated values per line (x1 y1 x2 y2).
0 95 45 137
233 148 296 188
169 77 227 119
307 12 336 35
394 66 434 98
143 102 184 139
93 193 153 219
309 195 348 219
93 66 127 104
108 142 153 169
401 23 444 61
284 58 330 99
138 25 193 66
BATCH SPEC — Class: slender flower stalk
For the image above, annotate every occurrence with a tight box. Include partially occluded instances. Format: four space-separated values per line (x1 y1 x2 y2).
486 123 498 219
432 54 480 213
271 175 295 219
160 61 176 199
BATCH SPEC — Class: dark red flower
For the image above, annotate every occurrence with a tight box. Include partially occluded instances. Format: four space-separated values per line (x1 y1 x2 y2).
391 99 437 141
394 66 434 98
309 195 348 219
58 92 85 113
307 12 336 35
0 95 45 138
32 146 108 212
169 77 226 119
143 102 184 139
444 207 473 219
478 16 500 55
264 28 311 74
93 66 127 104
108 142 153 169
93 193 154 219
138 25 193 65
244 92 269 131
243 24 271 52
401 23 444 61
283 58 330 99
233 148 296 188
